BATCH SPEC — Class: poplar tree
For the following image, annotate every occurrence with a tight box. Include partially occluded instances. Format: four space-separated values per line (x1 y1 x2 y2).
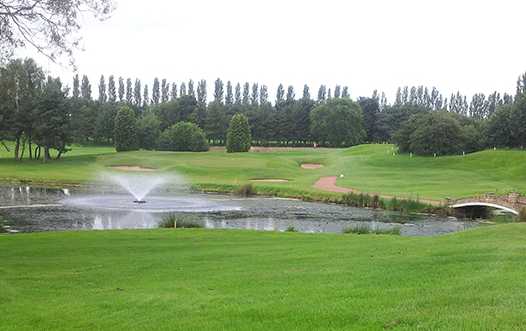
317 85 326 101
225 81 234 105
72 74 80 98
134 79 142 107
108 75 117 103
334 85 341 98
214 78 224 104
161 79 169 102
342 86 349 98
126 78 133 104
276 84 285 107
251 83 259 105
197 79 207 106
286 85 295 102
242 82 250 105
187 79 195 98
179 82 187 96
171 83 177 100
98 75 107 103
152 78 160 105
81 75 91 100
302 84 310 99
260 85 269 105
143 84 149 108
118 77 125 102
234 83 242 104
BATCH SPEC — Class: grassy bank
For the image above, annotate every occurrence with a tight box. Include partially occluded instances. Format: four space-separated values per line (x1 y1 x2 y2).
1 226 526 330
1 143 525 200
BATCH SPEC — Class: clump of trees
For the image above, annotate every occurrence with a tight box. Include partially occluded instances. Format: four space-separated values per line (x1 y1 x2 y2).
159 122 208 152
114 106 138 152
226 114 251 153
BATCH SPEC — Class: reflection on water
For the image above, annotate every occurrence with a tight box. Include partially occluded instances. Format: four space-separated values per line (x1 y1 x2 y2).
0 185 483 236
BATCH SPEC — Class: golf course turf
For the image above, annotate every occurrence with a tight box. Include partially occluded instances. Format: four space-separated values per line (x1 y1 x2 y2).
1 143 526 201
1 225 526 330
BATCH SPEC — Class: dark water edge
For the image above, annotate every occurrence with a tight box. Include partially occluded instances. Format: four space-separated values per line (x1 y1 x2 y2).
0 185 484 236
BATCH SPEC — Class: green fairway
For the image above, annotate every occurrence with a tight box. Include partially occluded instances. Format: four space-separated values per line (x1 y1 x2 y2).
1 143 525 200
1 226 525 330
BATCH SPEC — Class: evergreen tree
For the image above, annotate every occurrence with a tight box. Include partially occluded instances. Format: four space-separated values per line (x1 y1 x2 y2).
152 78 160 105
302 84 310 99
118 77 125 102
214 78 224 104
98 75 107 103
242 82 250 105
251 83 259 105
205 101 228 144
134 79 142 107
114 106 138 152
225 81 234 105
234 83 242 104
197 79 207 106
125 78 133 104
81 75 91 100
108 75 117 103
72 74 80 98
226 113 251 152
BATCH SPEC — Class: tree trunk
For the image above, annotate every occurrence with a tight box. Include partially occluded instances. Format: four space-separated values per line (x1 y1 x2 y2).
14 136 20 160
0 141 10 152
28 136 33 160
35 146 41 160
20 136 27 160
43 147 51 163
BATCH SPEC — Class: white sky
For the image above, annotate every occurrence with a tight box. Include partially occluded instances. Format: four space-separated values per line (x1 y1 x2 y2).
22 0 526 102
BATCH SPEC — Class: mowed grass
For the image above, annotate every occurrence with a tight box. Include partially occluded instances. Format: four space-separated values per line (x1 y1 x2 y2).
1 226 526 330
1 142 526 199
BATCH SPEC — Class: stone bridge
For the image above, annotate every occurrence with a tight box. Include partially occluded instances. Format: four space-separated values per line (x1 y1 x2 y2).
448 192 526 215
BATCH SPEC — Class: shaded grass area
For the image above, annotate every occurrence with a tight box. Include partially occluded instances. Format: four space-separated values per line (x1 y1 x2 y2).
1 143 526 200
1 226 526 330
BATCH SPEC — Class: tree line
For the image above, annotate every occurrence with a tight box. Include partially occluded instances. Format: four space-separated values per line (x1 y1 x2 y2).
1 57 525 160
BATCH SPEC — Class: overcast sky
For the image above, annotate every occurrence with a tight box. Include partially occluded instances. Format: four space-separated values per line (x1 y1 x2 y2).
22 0 526 102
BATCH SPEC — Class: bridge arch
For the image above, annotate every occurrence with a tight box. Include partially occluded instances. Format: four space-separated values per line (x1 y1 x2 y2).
450 202 519 215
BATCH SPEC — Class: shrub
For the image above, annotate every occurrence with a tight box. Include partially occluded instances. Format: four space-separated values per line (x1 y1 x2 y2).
159 121 209 152
343 224 401 235
114 106 138 152
159 214 203 228
285 226 297 232
226 113 251 153
235 183 256 197
341 192 384 209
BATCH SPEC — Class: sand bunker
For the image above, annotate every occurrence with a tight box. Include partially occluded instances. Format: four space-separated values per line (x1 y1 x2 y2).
250 179 289 183
301 163 323 169
313 176 355 193
109 165 156 172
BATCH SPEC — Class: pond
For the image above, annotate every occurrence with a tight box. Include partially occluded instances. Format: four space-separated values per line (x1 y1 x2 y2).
0 185 483 236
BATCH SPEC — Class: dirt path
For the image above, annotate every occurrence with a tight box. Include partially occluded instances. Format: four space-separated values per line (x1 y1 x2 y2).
313 176 442 206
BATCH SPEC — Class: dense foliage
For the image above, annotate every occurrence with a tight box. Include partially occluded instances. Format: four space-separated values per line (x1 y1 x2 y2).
310 98 365 147
226 114 251 153
114 106 138 152
159 122 208 152
1 57 526 158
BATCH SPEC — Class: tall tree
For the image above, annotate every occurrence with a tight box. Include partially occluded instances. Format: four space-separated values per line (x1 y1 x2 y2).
170 83 177 101
118 77 125 102
276 84 285 108
133 79 141 107
125 78 133 104
286 85 295 102
161 79 169 103
302 84 310 99
81 75 91 100
107 75 116 102
342 86 349 98
72 74 80 98
179 82 187 96
214 78 224 104
334 85 341 98
317 85 326 101
242 82 250 105
187 79 195 98
251 83 259 105
98 75 107 103
197 79 207 106
142 84 149 108
259 85 269 105
225 81 234 105
152 78 160 105
234 83 242 105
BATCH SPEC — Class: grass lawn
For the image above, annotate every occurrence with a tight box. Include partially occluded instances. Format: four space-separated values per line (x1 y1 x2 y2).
1 226 526 330
1 143 526 200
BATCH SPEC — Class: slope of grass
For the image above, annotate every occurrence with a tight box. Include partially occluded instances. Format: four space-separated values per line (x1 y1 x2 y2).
1 143 525 200
1 225 526 330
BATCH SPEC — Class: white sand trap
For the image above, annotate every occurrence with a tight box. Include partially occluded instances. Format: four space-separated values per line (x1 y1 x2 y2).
109 165 156 172
301 163 323 169
250 179 289 183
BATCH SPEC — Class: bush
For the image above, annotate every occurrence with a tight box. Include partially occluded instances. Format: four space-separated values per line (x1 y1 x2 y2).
235 183 256 197
226 113 251 153
159 214 203 228
341 192 384 209
114 106 138 152
343 224 401 235
137 112 161 150
159 122 209 152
